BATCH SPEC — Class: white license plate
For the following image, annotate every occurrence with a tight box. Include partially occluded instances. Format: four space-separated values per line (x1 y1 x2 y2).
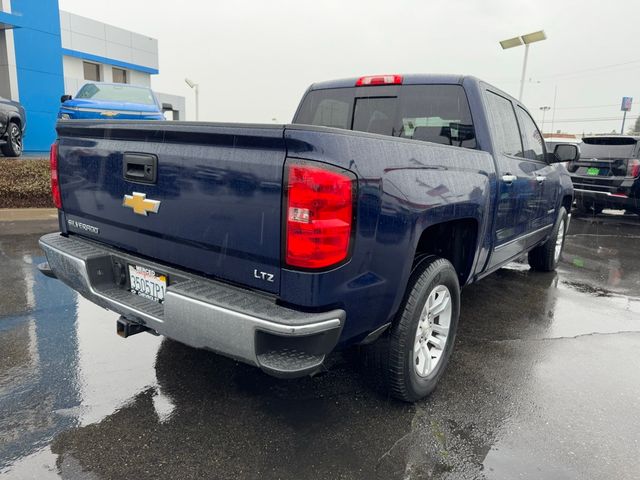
128 265 167 303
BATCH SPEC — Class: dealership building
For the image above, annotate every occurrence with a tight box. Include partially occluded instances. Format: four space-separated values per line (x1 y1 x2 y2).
0 0 184 152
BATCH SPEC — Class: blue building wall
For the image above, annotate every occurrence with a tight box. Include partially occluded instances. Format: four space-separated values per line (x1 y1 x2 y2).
11 0 64 152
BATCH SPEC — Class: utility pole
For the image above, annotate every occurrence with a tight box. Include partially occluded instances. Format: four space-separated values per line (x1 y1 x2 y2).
194 84 199 121
185 78 200 121
500 30 546 102
550 86 558 136
539 106 550 134
518 44 530 102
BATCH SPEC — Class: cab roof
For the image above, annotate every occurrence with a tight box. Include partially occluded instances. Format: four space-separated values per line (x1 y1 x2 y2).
309 74 471 91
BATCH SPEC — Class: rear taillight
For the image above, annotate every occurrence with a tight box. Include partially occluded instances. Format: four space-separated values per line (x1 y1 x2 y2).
628 159 640 178
355 74 403 86
285 163 354 269
50 142 62 209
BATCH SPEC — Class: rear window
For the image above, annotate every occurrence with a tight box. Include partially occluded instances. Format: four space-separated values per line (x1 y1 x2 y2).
582 137 637 146
580 137 638 159
295 85 476 149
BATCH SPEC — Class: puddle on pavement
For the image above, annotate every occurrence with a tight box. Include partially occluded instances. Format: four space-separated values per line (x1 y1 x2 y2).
1 216 640 479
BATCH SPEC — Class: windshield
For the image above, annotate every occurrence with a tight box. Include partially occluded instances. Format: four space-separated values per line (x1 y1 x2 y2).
75 84 157 106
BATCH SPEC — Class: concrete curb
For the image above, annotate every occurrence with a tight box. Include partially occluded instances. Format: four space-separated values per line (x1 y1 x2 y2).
0 208 58 221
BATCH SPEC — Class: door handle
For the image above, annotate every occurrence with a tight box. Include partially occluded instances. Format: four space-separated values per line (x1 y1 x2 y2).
535 175 546 183
502 174 517 184
123 153 157 184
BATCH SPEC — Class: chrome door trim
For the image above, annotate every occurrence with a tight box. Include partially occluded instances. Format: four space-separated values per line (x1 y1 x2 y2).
493 224 553 251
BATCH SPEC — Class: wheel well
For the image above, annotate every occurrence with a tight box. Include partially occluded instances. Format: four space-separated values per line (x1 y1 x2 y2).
561 194 573 213
9 116 21 128
414 218 478 285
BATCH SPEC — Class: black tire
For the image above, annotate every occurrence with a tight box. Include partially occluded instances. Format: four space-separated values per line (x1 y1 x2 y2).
575 199 603 216
365 257 460 402
528 207 568 272
1 121 23 157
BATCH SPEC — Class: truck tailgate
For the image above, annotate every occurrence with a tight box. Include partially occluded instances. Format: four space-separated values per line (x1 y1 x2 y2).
56 121 285 294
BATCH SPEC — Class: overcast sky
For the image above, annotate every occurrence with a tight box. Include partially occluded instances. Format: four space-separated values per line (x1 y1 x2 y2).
59 0 639 135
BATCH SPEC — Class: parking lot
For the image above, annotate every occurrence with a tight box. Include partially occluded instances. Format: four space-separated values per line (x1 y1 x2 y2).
1 211 639 480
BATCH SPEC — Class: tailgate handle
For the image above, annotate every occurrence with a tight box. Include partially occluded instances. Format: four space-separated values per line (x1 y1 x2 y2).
123 153 157 184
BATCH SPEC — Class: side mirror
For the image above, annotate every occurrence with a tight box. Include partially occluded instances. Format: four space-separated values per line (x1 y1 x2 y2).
550 143 580 163
60 94 72 103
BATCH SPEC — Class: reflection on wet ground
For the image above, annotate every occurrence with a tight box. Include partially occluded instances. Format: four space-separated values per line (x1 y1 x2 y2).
1 212 639 479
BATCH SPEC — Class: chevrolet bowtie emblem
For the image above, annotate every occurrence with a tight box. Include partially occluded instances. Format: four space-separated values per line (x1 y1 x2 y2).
123 192 161 216
100 111 118 117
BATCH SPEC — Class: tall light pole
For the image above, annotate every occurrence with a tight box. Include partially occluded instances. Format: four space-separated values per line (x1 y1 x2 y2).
499 30 547 102
539 106 551 134
185 78 199 121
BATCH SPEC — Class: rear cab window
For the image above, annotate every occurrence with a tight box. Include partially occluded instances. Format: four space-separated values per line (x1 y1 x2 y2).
295 84 477 149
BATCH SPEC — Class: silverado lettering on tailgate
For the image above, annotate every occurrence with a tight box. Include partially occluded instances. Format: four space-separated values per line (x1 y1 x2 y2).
67 218 100 235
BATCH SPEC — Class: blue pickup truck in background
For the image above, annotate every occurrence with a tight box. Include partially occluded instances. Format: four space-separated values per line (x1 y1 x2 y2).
58 82 165 120
39 74 578 402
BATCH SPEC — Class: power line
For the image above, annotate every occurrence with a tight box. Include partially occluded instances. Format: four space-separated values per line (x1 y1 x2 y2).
537 59 640 80
549 115 638 123
497 58 640 84
553 103 620 110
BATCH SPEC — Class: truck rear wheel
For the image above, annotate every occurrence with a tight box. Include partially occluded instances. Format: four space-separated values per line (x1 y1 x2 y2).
528 207 568 272
368 257 460 402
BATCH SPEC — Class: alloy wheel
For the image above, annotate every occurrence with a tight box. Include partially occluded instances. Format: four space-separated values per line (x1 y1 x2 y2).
554 218 565 263
10 124 22 154
413 285 452 378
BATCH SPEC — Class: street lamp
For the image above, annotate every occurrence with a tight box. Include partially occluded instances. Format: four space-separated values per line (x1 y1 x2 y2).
500 30 547 102
185 78 199 121
539 106 551 134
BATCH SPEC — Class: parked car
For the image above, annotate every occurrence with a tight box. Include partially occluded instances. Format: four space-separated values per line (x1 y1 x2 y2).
58 82 165 120
567 135 640 215
0 96 26 157
39 74 577 402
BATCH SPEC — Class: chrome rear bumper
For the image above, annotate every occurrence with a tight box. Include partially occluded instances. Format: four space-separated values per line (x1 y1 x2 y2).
39 232 345 378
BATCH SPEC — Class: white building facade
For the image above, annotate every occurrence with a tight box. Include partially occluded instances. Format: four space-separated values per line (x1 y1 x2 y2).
0 0 184 151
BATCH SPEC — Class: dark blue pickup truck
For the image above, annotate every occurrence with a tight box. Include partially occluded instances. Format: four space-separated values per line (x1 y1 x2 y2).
39 74 578 401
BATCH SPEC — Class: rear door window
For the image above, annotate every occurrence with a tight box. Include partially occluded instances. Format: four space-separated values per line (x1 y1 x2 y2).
485 91 524 157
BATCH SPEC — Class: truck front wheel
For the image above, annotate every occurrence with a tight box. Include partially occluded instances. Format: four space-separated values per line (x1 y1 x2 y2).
528 207 568 272
1 122 23 157
382 257 460 402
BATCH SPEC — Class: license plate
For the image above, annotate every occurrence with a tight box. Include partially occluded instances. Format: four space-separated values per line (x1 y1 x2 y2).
586 167 600 176
128 265 167 303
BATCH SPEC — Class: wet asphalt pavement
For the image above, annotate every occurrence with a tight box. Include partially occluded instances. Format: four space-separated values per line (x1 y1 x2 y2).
1 212 639 479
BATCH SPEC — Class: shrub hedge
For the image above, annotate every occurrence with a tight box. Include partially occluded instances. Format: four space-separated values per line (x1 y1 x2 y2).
0 158 53 208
